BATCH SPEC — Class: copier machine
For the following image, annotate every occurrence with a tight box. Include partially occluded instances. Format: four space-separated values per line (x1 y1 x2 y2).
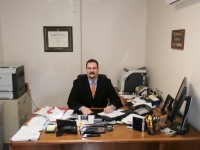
0 65 25 99
117 68 147 93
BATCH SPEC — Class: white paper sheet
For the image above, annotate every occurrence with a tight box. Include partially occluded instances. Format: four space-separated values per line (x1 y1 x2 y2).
34 106 73 122
98 110 125 118
27 116 48 127
61 109 74 120
11 126 43 141
121 114 145 125
128 97 153 108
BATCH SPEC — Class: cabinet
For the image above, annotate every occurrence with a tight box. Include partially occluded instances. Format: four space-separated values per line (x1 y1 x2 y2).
2 91 32 143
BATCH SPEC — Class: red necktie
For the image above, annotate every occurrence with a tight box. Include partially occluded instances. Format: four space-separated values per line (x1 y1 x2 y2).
91 81 95 98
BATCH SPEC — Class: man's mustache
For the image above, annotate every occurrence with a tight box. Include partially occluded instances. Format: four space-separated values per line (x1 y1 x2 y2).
89 72 95 74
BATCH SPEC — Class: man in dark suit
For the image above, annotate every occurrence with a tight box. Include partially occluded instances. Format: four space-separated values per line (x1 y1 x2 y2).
67 59 123 115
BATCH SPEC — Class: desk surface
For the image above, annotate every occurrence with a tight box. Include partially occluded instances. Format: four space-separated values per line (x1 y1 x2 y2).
10 123 200 150
35 124 200 142
9 96 200 150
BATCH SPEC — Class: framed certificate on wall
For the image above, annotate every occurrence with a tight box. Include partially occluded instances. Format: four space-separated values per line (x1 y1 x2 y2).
171 29 185 50
43 26 73 52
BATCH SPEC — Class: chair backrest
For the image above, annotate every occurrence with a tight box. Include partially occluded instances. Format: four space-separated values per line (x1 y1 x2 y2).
77 74 107 79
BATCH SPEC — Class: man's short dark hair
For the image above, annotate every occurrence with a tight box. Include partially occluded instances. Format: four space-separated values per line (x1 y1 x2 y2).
86 59 99 68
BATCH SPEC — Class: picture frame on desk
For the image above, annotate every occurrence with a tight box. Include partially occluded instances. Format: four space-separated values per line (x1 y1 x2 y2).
161 94 174 115
43 26 73 52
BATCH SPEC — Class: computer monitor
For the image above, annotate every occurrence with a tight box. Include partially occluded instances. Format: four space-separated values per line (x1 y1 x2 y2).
167 77 187 123
166 77 191 134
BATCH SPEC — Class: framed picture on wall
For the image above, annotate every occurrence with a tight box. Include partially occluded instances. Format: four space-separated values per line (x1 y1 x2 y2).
171 29 185 50
43 26 73 52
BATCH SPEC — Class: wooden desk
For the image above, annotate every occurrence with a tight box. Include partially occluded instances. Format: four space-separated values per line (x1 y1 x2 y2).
9 93 200 150
10 118 200 150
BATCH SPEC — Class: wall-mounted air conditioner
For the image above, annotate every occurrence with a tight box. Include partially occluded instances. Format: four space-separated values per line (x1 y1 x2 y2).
165 0 191 5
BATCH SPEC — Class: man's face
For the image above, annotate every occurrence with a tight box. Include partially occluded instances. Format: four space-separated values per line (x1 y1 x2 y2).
86 62 99 80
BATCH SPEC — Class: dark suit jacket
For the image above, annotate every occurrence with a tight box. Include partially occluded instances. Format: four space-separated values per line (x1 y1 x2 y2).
67 75 123 110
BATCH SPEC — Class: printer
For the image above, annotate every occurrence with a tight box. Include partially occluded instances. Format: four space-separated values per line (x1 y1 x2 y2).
0 65 25 99
117 68 147 93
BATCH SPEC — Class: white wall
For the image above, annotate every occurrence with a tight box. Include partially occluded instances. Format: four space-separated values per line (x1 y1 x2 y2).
146 0 200 131
0 0 147 108
0 19 3 63
81 0 147 85
0 0 81 107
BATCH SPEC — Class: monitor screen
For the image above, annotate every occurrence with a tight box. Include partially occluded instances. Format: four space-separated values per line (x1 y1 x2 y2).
167 77 187 124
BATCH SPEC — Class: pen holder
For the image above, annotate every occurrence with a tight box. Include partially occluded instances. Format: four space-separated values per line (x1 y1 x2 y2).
147 124 156 135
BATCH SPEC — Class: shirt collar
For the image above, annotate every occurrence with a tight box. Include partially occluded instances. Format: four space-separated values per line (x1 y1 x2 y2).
88 78 98 85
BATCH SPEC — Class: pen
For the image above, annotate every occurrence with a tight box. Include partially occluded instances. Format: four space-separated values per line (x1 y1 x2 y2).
146 118 150 127
152 116 159 124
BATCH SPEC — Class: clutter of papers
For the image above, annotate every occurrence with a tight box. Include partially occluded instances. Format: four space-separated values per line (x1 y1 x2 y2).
98 110 125 118
127 97 153 108
121 113 145 125
118 92 136 99
34 106 74 122
11 106 74 141
11 126 43 141
27 115 48 127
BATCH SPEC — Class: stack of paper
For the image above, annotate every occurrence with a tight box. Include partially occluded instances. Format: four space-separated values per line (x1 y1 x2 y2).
119 92 136 99
11 106 74 141
98 110 125 118
11 125 43 141
127 97 153 108
34 106 73 122
11 115 48 141
61 109 74 120
27 116 48 127
121 113 145 125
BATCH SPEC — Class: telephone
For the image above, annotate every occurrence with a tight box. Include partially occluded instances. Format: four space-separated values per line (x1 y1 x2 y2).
131 104 153 116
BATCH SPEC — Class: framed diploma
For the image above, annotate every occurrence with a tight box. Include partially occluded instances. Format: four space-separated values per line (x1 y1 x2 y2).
43 26 73 52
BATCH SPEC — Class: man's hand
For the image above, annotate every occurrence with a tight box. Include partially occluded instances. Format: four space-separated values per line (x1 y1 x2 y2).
80 106 93 115
104 105 115 113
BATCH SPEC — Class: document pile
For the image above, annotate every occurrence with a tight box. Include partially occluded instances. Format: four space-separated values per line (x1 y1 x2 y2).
34 106 74 121
11 126 43 141
98 110 125 118
121 113 146 132
11 116 48 141
127 97 153 108
121 113 144 125
119 92 136 99
97 109 128 122
11 106 74 141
